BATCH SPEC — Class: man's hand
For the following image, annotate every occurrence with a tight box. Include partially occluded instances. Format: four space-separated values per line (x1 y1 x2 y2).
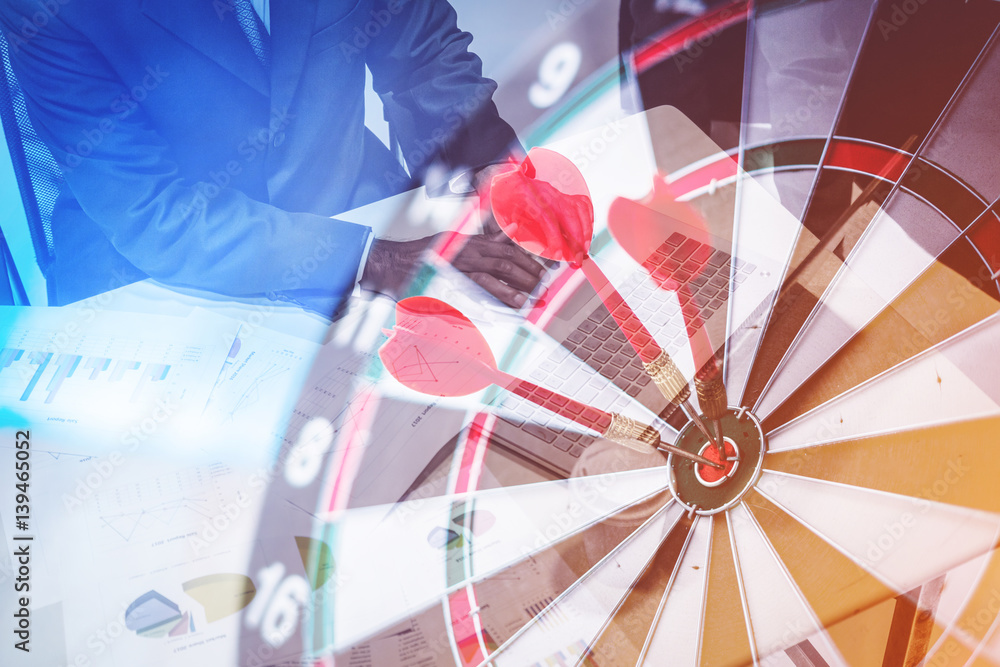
473 162 516 236
361 230 545 308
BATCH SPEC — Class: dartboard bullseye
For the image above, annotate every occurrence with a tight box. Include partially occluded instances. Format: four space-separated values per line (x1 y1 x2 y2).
668 407 766 515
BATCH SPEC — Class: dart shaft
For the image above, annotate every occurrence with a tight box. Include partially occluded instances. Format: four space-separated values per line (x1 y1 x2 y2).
681 400 715 442
657 442 724 469
499 372 613 433
676 281 719 377
579 256 662 365
498 373 668 455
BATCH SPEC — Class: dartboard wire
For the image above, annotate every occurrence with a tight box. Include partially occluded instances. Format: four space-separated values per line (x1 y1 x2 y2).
724 0 759 389
471 474 674 568
765 309 1000 452
770 410 1000 461
635 514 702 666
441 596 468 667
758 467 1000 526
328 464 673 654
728 0 880 407
789 0 878 234
442 583 491 667
754 470 1000 594
754 481 910 594
961 572 1000 667
885 164 995 238
966 622 1000 667
439 479 676 591
446 412 493 501
446 413 494 667
734 501 846 666
921 544 1000 664
752 184 1000 427
327 482 677 661
963 209 1000 291
727 506 761 665
750 22 1000 418
570 507 693 667
474 499 679 667
752 167 1000 422
696 514 716 666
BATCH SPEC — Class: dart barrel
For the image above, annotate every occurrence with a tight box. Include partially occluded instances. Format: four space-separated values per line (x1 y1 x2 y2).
602 413 661 453
694 370 727 421
643 350 692 406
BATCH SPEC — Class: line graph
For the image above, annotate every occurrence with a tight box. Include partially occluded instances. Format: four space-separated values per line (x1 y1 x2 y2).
98 496 214 542
88 463 237 551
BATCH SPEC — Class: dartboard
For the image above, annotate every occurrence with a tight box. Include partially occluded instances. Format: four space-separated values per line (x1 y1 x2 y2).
239 1 1000 666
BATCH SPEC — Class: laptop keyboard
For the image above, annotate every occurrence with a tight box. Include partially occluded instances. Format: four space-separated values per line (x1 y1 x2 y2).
496 232 756 463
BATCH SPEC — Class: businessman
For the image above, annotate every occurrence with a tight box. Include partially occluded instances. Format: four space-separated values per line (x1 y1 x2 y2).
0 0 543 312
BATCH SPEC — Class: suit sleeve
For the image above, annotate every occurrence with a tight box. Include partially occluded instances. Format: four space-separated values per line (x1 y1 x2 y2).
0 2 370 310
364 0 522 184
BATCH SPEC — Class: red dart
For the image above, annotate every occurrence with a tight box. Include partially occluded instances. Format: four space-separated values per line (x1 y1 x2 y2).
490 149 718 445
379 297 722 467
607 176 729 447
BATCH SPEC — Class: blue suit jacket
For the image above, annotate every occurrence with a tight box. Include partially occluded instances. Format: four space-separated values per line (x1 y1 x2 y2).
1 0 519 307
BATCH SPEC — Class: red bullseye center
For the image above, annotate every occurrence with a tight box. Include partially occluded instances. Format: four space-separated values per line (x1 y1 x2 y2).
696 439 738 485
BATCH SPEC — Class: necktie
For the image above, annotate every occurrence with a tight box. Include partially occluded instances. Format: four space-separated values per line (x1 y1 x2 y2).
232 0 271 69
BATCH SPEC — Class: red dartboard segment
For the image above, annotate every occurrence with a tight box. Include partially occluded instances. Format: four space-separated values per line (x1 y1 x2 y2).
823 138 912 181
968 209 1000 278
321 388 380 515
667 153 740 197
448 588 490 667
632 0 751 74
452 413 495 498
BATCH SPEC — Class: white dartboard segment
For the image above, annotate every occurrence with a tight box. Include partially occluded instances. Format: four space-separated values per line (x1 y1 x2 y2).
755 192 977 420
728 0 876 405
330 466 669 651
755 33 1000 419
487 502 685 667
728 503 844 664
639 516 713 667
768 311 1000 452
757 471 1000 594
726 172 812 406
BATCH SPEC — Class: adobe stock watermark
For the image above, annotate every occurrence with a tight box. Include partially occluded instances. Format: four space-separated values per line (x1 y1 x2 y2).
187 487 262 555
545 0 594 30
672 5 738 74
863 457 970 566
336 0 408 64
4 0 70 51
63 65 170 169
179 106 294 218
280 233 340 291
60 396 178 511
397 84 496 184
568 117 628 173
53 603 131 667
876 0 930 41
924 587 1000 667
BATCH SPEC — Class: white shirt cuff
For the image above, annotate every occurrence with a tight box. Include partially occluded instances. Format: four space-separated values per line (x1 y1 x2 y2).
351 228 375 297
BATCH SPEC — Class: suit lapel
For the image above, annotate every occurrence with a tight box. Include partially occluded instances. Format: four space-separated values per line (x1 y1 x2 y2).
141 0 269 96
268 0 319 115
